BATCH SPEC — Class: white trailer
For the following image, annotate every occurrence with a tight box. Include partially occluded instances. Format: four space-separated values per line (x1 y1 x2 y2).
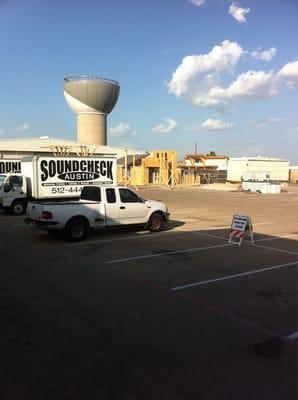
0 155 116 215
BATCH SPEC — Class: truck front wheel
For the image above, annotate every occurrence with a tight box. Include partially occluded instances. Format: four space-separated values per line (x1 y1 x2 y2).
65 218 88 241
148 213 164 232
11 200 26 216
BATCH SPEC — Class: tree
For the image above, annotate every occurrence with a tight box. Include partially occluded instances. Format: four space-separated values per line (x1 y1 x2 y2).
206 151 217 156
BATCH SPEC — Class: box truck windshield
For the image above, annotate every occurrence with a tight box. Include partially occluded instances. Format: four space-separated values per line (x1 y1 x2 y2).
0 175 6 188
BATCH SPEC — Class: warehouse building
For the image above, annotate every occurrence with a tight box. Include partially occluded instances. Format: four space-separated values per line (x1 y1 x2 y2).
227 157 289 183
0 136 145 160
0 136 146 184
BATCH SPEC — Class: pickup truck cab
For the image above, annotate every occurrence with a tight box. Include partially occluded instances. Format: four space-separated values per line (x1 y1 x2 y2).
25 185 169 241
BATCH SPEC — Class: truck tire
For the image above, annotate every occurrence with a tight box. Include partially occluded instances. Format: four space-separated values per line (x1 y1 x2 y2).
65 218 88 241
10 200 26 216
148 213 164 232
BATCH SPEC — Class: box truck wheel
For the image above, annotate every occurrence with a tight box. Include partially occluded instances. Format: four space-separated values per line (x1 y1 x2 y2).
148 213 164 232
11 200 26 216
65 217 88 241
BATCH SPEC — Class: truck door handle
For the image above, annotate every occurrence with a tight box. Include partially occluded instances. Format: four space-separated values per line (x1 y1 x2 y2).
120 206 126 210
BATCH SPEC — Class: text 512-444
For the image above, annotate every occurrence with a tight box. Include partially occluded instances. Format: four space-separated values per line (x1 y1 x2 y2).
51 187 82 194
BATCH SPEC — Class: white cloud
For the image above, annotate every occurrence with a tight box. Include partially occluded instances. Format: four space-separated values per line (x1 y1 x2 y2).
168 40 244 97
152 118 177 133
109 122 136 137
190 70 277 108
277 61 298 89
193 71 277 108
201 118 234 130
167 41 283 110
186 118 234 131
207 71 277 102
251 47 277 61
16 123 30 132
229 2 250 23
252 117 285 127
189 0 205 6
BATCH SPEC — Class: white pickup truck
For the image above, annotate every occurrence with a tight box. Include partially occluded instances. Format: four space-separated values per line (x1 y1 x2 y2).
25 185 169 241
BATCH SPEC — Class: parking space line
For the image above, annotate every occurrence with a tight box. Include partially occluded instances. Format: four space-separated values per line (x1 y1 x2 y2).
64 230 178 247
252 243 298 256
173 214 231 220
65 223 229 247
106 243 233 264
180 218 200 222
192 222 277 230
171 260 298 291
184 231 298 248
201 215 231 220
256 233 298 242
252 222 276 226
185 230 226 241
171 209 199 215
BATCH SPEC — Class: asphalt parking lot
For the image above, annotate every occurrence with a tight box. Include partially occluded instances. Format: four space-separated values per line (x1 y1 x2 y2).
0 185 297 399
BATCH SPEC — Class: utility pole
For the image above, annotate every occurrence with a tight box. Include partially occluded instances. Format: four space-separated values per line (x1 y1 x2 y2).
124 149 128 187
132 152 136 187
171 151 175 189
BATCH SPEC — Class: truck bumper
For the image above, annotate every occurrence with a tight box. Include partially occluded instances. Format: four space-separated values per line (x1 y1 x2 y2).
24 217 59 230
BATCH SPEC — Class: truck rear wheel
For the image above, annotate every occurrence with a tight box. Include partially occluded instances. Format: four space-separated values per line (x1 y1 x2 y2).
65 218 88 241
148 213 164 232
11 200 26 216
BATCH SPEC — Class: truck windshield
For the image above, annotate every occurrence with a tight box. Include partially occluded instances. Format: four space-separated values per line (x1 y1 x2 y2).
0 175 7 189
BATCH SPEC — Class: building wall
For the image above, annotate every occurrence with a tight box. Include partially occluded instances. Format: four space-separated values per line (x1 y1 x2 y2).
227 158 289 182
203 159 228 169
127 150 177 186
289 168 298 183
227 159 249 181
1 151 40 158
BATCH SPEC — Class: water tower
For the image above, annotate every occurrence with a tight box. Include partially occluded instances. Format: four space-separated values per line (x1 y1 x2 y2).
64 75 120 145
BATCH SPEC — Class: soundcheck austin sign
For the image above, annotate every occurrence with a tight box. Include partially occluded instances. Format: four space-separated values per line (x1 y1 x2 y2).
37 157 116 197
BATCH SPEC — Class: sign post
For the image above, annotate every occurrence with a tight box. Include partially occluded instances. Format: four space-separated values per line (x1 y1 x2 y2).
229 215 254 246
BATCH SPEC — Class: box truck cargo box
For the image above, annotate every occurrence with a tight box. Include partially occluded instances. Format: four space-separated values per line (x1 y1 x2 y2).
0 159 21 174
0 156 116 215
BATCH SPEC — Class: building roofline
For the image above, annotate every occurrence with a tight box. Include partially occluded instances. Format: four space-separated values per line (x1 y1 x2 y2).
185 154 228 159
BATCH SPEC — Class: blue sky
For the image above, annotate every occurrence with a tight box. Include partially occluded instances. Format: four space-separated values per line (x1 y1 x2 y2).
1 0 298 163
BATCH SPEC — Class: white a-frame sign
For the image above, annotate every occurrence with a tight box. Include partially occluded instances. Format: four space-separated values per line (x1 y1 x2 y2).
229 215 254 246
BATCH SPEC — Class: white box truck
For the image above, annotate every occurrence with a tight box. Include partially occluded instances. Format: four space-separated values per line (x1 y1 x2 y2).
0 156 116 215
0 159 22 174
